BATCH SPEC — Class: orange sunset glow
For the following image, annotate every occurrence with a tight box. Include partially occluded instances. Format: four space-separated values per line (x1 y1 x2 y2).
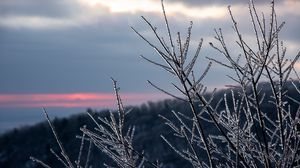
0 93 169 108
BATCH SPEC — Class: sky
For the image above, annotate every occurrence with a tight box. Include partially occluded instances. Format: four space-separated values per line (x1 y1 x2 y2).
0 0 299 133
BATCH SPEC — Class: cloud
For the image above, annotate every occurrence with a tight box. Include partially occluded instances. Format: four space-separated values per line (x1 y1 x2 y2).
169 0 291 6
1 0 299 30
0 0 79 17
0 16 76 29
81 0 227 19
0 0 299 93
0 0 91 29
0 0 228 29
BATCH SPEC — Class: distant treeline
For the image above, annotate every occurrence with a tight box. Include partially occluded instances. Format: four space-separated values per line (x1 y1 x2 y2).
0 82 299 168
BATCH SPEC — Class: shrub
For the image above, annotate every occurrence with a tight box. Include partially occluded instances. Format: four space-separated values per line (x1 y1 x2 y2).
31 0 300 167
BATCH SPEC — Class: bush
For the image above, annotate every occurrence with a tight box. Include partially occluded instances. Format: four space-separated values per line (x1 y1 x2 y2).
31 0 300 167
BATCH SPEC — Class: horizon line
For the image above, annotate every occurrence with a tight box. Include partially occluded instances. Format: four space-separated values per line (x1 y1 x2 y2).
0 92 171 108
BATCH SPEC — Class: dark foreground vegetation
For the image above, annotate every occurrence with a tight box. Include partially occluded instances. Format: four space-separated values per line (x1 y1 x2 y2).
0 82 299 168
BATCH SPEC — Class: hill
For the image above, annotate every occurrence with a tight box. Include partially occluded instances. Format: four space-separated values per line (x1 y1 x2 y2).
0 82 300 167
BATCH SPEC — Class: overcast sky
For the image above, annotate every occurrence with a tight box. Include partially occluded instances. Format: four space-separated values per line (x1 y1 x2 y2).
0 0 299 132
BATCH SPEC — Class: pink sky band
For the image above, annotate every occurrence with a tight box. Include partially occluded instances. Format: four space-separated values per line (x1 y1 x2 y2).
0 93 170 108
